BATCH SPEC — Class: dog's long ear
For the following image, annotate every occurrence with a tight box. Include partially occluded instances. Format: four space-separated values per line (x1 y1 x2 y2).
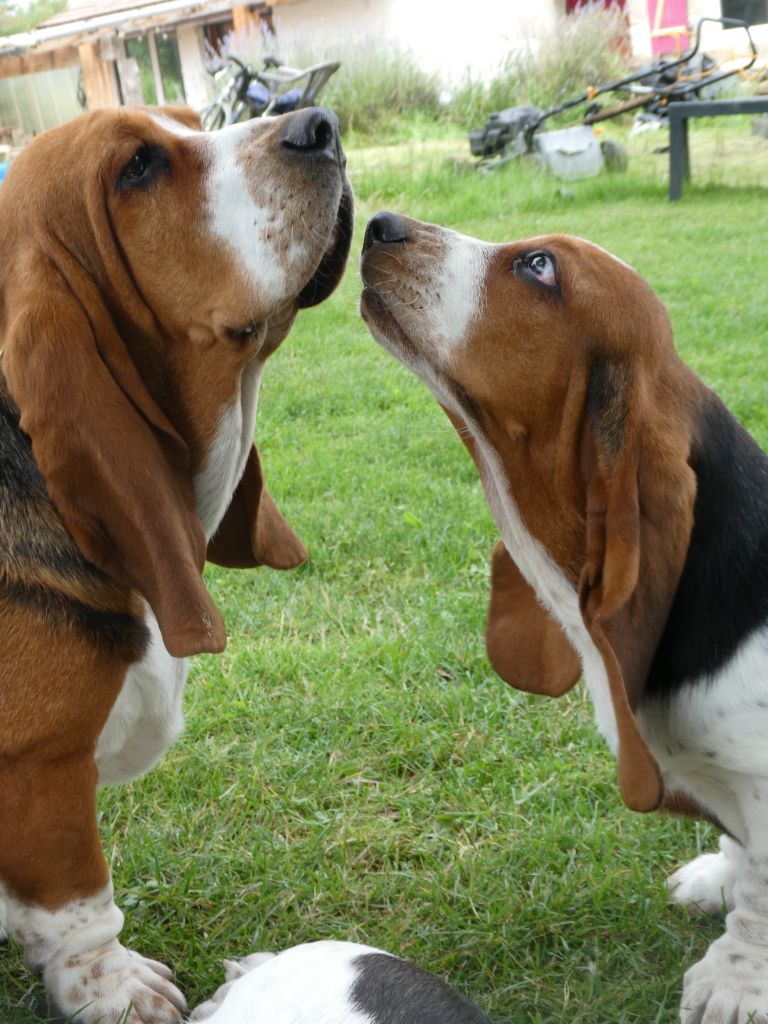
207 447 308 570
441 405 582 699
486 542 581 696
579 359 695 812
2 260 226 658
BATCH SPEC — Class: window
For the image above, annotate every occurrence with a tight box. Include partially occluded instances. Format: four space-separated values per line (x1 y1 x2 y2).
124 32 185 105
156 32 185 104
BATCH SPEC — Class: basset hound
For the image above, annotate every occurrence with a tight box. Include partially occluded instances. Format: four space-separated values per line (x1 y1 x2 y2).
188 941 493 1023
360 212 768 1024
0 106 352 1023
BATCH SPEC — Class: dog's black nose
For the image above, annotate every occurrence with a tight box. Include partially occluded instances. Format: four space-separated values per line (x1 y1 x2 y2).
363 212 409 251
280 108 341 163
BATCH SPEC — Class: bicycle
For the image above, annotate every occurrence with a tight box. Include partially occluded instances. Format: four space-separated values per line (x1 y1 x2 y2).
200 54 340 131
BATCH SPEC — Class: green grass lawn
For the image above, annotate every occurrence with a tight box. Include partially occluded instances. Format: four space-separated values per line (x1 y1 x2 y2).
1 118 767 1024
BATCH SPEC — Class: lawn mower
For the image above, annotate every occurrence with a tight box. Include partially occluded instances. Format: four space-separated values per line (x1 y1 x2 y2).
469 16 758 178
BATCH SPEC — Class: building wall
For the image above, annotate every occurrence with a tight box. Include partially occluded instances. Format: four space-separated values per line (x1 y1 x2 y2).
272 0 567 82
627 0 768 58
690 0 768 55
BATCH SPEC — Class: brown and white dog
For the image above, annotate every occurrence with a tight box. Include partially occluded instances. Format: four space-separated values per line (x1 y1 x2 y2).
0 106 351 1023
360 212 768 1024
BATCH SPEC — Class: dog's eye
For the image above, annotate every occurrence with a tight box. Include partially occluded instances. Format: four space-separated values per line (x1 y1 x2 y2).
527 253 549 275
117 145 169 192
525 252 556 286
123 151 147 180
513 250 558 290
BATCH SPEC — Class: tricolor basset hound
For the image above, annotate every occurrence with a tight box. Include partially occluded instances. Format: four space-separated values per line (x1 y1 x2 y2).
360 212 768 1024
0 106 352 1023
188 941 493 1023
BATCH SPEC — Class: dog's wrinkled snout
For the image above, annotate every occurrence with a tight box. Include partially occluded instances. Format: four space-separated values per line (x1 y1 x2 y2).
280 108 343 167
363 212 409 252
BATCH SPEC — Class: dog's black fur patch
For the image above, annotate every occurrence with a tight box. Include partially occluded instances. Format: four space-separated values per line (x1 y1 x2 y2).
0 377 149 661
351 953 493 1024
645 390 768 698
587 358 629 458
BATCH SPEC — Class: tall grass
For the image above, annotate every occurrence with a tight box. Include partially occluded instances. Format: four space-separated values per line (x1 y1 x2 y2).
321 43 443 137
221 23 442 136
451 6 629 126
219 5 629 139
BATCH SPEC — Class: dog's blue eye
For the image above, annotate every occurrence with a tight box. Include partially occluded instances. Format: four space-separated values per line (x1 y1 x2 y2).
527 253 550 276
519 251 556 288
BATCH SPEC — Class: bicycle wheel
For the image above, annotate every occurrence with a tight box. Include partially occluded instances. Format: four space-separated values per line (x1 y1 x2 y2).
201 103 226 132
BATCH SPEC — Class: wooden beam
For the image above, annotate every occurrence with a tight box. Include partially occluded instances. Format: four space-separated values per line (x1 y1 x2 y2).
0 45 79 81
78 42 120 109
147 30 165 104
232 5 260 34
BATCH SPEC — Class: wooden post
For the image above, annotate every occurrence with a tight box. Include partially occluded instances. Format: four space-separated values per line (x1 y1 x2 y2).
78 42 120 109
0 47 80 81
232 6 260 35
147 31 166 105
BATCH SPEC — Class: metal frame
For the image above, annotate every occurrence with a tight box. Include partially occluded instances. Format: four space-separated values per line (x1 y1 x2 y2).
668 95 768 199
524 16 758 147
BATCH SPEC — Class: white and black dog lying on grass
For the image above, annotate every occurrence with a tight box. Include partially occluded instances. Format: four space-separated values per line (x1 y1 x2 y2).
189 941 492 1024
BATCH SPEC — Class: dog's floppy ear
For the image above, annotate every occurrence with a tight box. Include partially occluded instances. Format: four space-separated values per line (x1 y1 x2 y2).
207 447 308 570
442 404 583 700
2 260 226 658
486 542 581 696
578 359 695 812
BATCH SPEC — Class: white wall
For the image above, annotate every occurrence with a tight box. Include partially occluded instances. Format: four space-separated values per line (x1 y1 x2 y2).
689 0 768 57
272 0 566 82
627 0 768 60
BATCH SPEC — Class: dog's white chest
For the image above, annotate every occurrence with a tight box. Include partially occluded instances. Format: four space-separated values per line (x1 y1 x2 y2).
195 360 263 541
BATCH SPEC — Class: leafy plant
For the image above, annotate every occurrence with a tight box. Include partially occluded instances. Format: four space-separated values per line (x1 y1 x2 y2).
0 0 67 36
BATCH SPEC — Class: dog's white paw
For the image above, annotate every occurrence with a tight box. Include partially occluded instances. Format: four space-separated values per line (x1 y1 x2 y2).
668 836 743 917
681 933 768 1023
45 940 186 1024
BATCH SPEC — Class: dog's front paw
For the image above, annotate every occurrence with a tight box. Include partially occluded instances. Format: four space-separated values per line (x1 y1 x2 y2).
681 933 768 1023
45 940 186 1023
669 836 743 917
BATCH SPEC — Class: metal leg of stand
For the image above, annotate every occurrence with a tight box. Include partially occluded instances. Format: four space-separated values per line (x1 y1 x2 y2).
669 116 689 201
